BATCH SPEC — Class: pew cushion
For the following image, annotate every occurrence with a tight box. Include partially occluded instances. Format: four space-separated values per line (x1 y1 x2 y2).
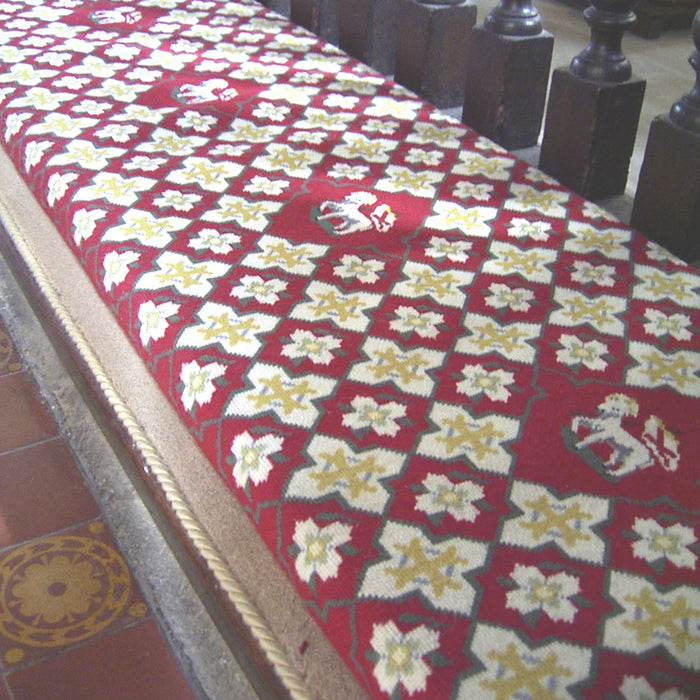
0 1 698 698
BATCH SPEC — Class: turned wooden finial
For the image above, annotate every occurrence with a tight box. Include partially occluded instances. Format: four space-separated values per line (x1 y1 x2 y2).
484 0 542 36
670 9 700 133
569 0 637 82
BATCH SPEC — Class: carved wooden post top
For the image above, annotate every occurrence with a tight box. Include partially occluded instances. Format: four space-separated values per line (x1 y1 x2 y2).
484 0 543 36
670 9 700 133
569 0 637 83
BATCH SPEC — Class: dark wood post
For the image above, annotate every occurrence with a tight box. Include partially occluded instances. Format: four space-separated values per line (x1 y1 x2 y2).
338 0 398 75
631 10 700 262
290 0 339 44
461 0 553 149
538 0 646 200
260 0 291 15
394 0 477 109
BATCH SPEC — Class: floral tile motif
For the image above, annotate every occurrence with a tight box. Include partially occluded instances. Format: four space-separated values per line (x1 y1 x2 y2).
0 322 21 376
0 521 149 670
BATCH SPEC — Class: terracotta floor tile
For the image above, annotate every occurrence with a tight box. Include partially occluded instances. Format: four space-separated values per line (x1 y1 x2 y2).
0 521 150 671
0 373 57 453
7 620 198 700
0 323 21 376
0 438 101 547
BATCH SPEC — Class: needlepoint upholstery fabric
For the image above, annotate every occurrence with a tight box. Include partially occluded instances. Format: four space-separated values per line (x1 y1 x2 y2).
0 1 699 697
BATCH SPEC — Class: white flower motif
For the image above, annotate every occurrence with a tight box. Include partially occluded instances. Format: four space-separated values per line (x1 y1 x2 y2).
289 71 323 85
619 675 689 700
484 282 534 312
524 166 559 186
73 99 111 116
179 360 225 412
47 172 78 207
137 300 179 346
631 517 697 569
252 101 290 122
645 240 683 265
188 228 240 255
210 143 250 158
54 75 92 90
125 67 162 83
405 148 442 167
643 309 692 342
288 130 326 145
457 364 514 402
176 110 217 132
474 135 507 153
36 51 71 67
292 518 352 583
24 140 50 170
362 118 400 135
258 51 293 64
581 200 619 221
95 123 139 143
342 395 407 437
72 208 107 246
171 38 203 53
4 113 31 140
424 235 472 263
453 180 494 201
102 250 139 292
323 93 359 110
328 162 370 180
571 260 616 287
231 275 287 305
389 306 443 339
22 35 55 49
415 473 484 522
230 431 283 488
154 189 202 211
370 621 440 695
86 30 119 43
506 564 580 623
237 31 265 44
333 254 384 284
124 155 167 171
507 217 551 241
244 175 290 196
281 329 341 365
198 59 230 73
556 334 609 371
105 43 141 61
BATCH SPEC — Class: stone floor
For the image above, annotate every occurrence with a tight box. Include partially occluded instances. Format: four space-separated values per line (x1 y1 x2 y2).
0 2 695 698
0 253 261 699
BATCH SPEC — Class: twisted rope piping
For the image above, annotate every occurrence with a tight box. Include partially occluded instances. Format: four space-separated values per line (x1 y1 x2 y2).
0 195 312 700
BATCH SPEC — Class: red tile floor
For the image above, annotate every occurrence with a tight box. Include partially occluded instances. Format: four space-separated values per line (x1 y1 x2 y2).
0 317 199 700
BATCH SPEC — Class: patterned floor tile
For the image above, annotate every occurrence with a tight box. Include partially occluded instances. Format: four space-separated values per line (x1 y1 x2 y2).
0 324 21 376
0 521 150 671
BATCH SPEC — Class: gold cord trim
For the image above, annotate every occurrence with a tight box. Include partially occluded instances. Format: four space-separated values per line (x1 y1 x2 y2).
0 195 311 700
